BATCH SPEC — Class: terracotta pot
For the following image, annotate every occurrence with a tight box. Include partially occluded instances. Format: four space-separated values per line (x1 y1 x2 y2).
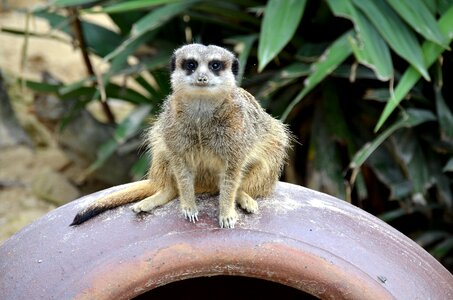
1 181 452 299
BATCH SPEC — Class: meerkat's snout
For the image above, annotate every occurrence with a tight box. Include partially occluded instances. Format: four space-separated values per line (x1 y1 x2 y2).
196 73 209 86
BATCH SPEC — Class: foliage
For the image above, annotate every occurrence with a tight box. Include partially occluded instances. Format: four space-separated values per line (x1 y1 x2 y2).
2 0 453 269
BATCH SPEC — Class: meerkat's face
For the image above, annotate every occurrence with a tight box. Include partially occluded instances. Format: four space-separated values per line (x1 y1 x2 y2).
170 44 239 95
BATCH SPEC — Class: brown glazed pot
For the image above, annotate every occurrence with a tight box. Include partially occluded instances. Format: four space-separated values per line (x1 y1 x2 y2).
1 181 452 299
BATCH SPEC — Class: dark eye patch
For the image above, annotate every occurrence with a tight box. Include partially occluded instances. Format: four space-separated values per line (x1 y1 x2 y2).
209 60 224 75
182 59 198 74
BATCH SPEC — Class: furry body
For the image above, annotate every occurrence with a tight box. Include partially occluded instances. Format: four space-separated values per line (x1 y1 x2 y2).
71 44 290 228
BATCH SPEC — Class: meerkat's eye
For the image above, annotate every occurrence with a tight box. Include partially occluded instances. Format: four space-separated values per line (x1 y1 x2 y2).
209 60 224 72
183 59 198 72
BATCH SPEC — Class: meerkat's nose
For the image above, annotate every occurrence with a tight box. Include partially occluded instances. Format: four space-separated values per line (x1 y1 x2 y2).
197 74 209 84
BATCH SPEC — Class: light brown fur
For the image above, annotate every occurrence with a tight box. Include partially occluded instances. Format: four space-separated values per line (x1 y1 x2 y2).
71 44 290 228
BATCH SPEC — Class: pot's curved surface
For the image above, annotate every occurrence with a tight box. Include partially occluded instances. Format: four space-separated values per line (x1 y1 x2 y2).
1 182 452 299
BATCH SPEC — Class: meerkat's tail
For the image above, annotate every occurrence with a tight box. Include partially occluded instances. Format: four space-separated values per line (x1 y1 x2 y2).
70 180 157 226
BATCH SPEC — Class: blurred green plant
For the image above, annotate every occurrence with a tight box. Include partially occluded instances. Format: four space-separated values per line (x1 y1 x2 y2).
2 0 453 269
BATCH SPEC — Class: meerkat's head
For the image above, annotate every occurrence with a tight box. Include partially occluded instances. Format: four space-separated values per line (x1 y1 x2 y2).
170 44 239 96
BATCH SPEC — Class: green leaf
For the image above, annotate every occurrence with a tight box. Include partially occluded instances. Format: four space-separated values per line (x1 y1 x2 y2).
193 2 260 27
100 0 193 87
378 204 441 222
32 10 123 58
438 0 453 14
295 41 330 62
51 0 99 8
113 107 150 143
58 76 95 95
135 75 160 99
150 69 171 99
349 109 436 184
307 100 346 199
363 88 391 102
107 33 157 74
104 1 194 63
374 6 453 131
280 63 311 79
0 27 70 44
131 1 195 37
435 87 453 140
108 12 145 35
106 84 151 104
258 0 307 72
280 30 353 120
443 158 453 172
332 64 380 80
322 83 368 200
225 34 258 86
352 0 429 80
435 173 453 207
187 11 254 33
416 230 450 248
428 155 453 207
24 80 61 93
94 30 160 104
393 130 432 196
379 208 409 222
258 63 311 98
348 15 393 81
422 0 437 15
326 0 349 17
84 0 181 14
113 48 171 77
88 106 151 173
368 147 412 200
431 237 453 259
61 87 96 101
386 0 449 48
328 0 393 81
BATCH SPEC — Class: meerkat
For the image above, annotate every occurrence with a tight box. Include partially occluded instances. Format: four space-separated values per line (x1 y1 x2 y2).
71 44 290 228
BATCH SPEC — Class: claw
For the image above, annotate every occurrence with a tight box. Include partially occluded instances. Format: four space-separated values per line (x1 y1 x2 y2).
219 215 237 229
183 208 198 223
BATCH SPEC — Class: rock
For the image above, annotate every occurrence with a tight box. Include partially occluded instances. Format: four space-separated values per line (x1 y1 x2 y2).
32 168 80 206
0 209 51 243
35 147 70 171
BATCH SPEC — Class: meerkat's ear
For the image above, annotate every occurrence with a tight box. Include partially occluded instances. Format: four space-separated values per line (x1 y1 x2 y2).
232 58 239 77
170 54 176 72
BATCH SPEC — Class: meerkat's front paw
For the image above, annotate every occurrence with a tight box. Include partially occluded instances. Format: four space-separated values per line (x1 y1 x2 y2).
219 209 238 228
237 192 258 214
181 205 199 223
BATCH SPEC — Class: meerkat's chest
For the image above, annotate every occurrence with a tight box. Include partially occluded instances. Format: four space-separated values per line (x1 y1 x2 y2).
179 103 236 138
180 116 230 149
169 117 237 160
163 98 247 157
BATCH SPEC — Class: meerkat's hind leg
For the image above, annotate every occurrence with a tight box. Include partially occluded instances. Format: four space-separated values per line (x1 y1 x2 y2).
131 187 176 213
236 191 258 214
